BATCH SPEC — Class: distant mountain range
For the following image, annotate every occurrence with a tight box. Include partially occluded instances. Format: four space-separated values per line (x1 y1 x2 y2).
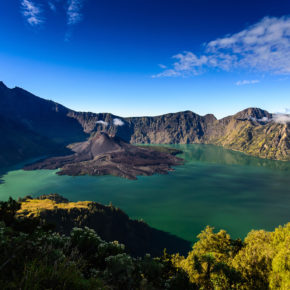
0 81 289 169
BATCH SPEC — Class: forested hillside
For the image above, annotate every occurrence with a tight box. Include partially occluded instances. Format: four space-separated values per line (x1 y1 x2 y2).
0 195 289 289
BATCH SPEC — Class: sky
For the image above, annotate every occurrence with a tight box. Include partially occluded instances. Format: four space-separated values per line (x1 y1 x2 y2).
0 0 290 118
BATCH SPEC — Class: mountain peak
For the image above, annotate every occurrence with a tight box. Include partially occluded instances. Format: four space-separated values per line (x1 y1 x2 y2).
0 81 8 90
234 107 272 120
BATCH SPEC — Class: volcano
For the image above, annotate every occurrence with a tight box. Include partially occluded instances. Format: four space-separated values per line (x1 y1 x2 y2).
24 132 183 180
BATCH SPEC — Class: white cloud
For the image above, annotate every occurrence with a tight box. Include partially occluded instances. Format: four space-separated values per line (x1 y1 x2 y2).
65 0 85 41
250 116 270 122
154 16 290 77
67 0 85 25
236 80 260 86
21 0 43 26
259 116 269 122
113 118 125 126
96 120 108 126
272 113 290 124
250 113 290 124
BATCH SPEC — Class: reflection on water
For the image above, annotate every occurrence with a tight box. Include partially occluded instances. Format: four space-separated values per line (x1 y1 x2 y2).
0 144 289 242
170 144 290 171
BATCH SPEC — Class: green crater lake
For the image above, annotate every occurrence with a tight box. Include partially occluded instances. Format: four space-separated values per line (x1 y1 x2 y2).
0 144 290 242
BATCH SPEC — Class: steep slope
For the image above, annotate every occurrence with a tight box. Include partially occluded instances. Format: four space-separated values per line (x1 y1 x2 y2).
0 82 87 144
207 108 290 161
70 110 217 144
73 108 289 161
0 115 69 168
0 82 88 168
17 194 191 257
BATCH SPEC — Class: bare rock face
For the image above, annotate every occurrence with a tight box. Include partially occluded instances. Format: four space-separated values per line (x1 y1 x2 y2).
24 133 184 179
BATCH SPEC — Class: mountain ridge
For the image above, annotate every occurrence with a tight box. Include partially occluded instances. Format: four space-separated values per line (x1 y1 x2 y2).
0 82 289 168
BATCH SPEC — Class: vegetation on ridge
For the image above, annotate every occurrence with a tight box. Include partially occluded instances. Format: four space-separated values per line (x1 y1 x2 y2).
17 194 191 257
0 196 289 289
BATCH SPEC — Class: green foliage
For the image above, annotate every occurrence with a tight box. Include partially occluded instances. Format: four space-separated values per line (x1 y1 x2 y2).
0 197 289 289
174 224 290 290
173 226 243 289
0 197 21 226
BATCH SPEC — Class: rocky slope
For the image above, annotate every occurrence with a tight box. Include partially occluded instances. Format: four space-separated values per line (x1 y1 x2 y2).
72 108 290 161
204 108 290 161
0 81 289 166
24 132 183 179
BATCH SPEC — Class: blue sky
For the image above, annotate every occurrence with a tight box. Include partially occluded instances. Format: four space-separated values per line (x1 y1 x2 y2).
0 0 290 118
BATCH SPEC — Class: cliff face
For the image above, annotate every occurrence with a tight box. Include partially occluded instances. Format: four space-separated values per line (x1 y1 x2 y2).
70 111 218 144
0 81 289 166
72 108 289 161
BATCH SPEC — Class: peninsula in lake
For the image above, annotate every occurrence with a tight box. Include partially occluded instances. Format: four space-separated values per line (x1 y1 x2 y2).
24 132 183 180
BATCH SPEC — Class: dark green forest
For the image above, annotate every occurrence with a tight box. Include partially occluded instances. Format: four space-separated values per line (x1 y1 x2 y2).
0 197 289 289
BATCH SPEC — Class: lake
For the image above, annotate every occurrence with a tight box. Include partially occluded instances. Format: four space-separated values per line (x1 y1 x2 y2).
0 144 289 242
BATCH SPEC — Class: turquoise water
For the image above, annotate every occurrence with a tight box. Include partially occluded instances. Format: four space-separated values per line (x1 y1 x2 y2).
0 144 289 242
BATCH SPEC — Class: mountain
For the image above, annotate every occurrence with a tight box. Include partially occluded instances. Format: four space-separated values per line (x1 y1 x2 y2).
71 110 217 143
0 82 87 168
206 108 290 161
24 132 183 179
0 81 289 168
0 81 87 144
0 114 70 168
73 108 289 161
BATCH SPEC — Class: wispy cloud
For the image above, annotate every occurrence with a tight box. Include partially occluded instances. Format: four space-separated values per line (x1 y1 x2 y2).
96 120 108 126
235 80 260 86
65 0 86 41
20 0 86 40
48 1 56 12
21 0 43 26
273 113 290 124
251 113 290 124
158 64 167 69
154 16 290 77
67 0 85 25
113 118 125 126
